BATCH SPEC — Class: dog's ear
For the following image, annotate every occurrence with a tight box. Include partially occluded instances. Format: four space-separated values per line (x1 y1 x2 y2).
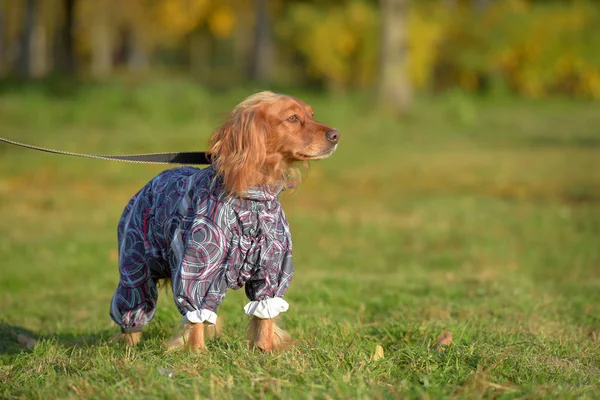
209 105 269 195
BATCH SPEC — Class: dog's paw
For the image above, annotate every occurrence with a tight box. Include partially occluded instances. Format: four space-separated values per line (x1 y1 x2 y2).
165 334 186 351
247 317 295 352
204 317 223 339
166 323 214 352
110 332 142 346
165 324 190 351
272 324 295 350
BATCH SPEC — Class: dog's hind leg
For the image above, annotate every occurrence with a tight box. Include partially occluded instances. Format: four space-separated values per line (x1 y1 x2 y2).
109 276 158 346
109 329 143 346
112 331 142 346
123 332 142 346
110 204 161 346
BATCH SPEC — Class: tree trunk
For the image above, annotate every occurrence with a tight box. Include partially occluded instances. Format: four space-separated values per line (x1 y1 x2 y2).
249 0 272 84
126 31 148 71
0 3 5 76
30 12 47 78
114 27 148 71
54 0 76 73
90 4 113 78
15 0 36 78
379 0 412 114
189 30 211 82
473 0 493 11
444 0 457 7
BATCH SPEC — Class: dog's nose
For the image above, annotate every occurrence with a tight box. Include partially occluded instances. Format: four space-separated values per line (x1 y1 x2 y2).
325 130 340 144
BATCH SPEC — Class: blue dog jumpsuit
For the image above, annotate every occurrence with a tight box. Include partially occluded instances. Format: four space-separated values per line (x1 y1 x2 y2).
110 166 294 333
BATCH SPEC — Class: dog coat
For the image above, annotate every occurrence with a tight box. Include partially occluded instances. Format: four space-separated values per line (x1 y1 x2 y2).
110 166 294 332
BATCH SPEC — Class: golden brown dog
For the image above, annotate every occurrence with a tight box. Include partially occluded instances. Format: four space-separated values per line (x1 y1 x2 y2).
112 91 339 351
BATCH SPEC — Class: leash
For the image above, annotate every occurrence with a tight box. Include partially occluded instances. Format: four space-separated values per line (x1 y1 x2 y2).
0 136 211 165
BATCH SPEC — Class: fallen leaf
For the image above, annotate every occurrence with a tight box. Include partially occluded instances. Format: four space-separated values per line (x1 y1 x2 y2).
16 334 38 349
369 344 384 362
436 331 453 351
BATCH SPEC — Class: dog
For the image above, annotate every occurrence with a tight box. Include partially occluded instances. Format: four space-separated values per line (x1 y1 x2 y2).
110 91 339 351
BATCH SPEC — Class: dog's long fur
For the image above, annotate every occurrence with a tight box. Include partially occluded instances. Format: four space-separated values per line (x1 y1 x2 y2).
115 91 339 351
209 91 313 196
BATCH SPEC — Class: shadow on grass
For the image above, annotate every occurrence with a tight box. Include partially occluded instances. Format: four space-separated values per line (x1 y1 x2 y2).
0 321 115 358
0 322 38 357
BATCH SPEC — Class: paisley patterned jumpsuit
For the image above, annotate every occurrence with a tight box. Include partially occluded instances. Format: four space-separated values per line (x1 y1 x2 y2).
110 166 294 333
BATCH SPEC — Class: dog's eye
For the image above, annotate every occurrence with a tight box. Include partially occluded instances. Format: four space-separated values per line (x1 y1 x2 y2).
287 115 299 123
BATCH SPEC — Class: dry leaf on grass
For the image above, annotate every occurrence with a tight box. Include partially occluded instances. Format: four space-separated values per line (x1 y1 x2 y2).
16 334 38 349
435 331 453 351
369 344 385 362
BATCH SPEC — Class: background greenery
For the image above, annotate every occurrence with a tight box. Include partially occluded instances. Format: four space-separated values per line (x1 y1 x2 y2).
0 80 599 398
2 0 600 98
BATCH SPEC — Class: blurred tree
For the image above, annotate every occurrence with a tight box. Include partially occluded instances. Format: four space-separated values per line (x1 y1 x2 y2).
157 0 210 40
117 0 153 71
116 27 149 71
85 0 115 78
473 0 492 11
249 0 272 83
0 1 4 75
276 1 378 91
1 0 597 99
54 0 76 73
15 0 36 78
379 0 412 114
29 0 52 77
444 0 492 10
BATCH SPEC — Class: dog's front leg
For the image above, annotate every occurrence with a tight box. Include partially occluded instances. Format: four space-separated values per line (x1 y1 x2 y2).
184 323 206 351
167 320 222 351
248 317 274 351
247 317 293 351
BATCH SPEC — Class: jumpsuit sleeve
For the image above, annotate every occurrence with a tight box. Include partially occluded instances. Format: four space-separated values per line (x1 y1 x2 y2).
243 242 294 319
174 216 227 325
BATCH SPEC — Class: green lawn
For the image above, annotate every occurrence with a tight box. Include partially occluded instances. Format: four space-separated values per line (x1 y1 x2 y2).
1 80 599 399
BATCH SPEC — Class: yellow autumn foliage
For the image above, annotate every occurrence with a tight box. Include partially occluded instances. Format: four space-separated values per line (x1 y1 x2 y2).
155 0 210 37
435 0 600 98
208 6 236 38
277 0 600 99
406 4 448 89
277 1 377 88
4 0 599 99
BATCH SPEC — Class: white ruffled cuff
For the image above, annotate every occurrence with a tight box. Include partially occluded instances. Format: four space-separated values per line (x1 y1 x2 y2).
183 309 218 325
243 297 289 319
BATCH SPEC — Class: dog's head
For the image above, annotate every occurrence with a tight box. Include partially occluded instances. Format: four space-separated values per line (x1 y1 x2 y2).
208 91 339 195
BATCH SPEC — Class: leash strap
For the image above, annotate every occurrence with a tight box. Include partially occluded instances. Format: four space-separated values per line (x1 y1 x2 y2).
0 136 211 165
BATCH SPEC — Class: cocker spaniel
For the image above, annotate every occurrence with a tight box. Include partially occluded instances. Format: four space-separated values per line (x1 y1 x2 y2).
110 91 339 351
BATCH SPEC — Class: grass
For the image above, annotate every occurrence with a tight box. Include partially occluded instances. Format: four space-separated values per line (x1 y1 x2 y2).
0 78 599 399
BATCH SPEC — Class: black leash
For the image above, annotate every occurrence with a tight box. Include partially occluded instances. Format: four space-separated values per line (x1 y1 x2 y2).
0 136 211 165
